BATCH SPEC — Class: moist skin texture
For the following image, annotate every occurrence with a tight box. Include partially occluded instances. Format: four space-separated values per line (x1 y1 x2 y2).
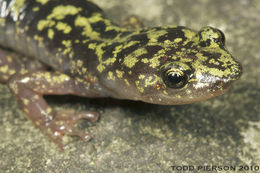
0 0 242 149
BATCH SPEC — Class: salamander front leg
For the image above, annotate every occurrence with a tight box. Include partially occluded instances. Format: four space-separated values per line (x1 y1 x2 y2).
8 71 99 150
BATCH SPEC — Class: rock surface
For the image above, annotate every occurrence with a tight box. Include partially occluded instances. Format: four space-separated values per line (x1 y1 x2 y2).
0 0 259 172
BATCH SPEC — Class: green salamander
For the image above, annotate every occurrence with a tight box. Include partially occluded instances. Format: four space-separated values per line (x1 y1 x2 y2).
0 0 242 149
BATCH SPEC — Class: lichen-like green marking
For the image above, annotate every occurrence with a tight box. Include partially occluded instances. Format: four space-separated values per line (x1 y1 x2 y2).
90 42 117 72
56 22 72 34
74 15 100 39
115 70 124 78
124 79 130 86
147 29 168 44
36 0 49 5
123 48 147 68
37 20 55 31
61 40 72 56
108 71 115 80
37 5 82 39
33 6 40 12
48 29 54 39
144 75 160 87
135 80 144 93
48 5 82 20
174 38 182 43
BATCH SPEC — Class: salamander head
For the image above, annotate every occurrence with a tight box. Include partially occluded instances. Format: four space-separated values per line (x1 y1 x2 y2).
102 26 242 105
111 26 242 105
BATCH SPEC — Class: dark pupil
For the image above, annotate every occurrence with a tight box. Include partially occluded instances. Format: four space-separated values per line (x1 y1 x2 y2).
163 70 188 89
168 72 183 84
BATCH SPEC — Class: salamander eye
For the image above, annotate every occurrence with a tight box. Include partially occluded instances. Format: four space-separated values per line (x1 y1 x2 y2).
162 69 188 89
216 29 225 44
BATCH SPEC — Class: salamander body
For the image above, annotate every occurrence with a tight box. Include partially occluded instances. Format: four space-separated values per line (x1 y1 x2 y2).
0 0 242 149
